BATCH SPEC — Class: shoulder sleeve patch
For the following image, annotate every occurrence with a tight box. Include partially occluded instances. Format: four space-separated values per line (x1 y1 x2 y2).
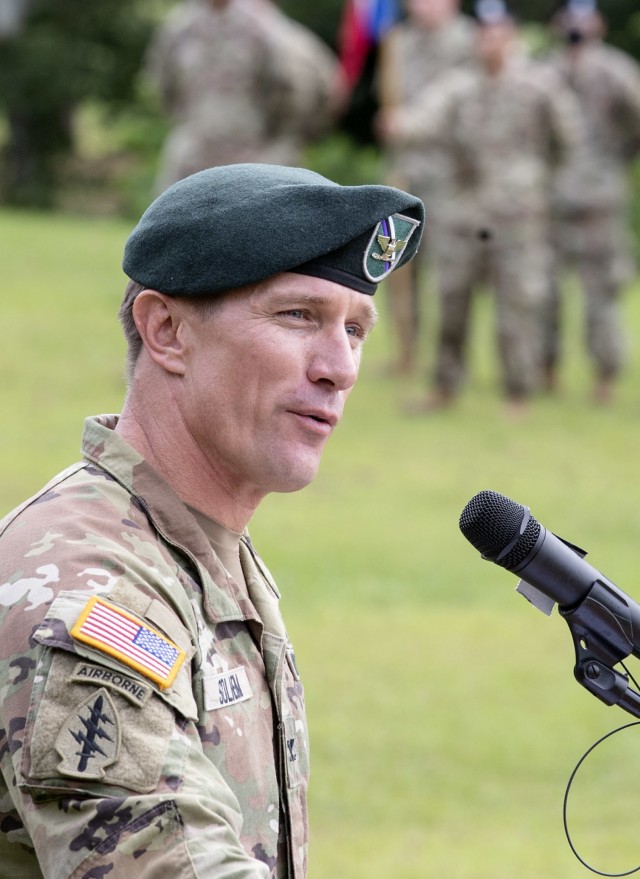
25 650 174 793
55 687 121 781
71 596 186 690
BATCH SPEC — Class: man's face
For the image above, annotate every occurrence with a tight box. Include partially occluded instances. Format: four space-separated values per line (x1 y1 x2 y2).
175 272 378 503
557 10 604 43
476 20 514 69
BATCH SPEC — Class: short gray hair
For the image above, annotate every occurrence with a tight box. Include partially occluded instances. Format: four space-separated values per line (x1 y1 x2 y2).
118 280 225 385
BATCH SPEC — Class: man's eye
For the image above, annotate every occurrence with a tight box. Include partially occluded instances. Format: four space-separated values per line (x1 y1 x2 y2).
346 324 366 340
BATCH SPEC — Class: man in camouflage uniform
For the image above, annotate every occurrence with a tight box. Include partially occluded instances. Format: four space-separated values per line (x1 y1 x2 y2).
542 0 640 404
380 0 581 413
146 0 340 191
376 0 475 374
0 163 423 878
248 0 345 167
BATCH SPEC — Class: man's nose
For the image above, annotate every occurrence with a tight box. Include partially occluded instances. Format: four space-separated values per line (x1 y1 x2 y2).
306 329 360 390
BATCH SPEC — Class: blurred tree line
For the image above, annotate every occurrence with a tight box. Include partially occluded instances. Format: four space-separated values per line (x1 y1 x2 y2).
0 0 171 208
0 0 639 211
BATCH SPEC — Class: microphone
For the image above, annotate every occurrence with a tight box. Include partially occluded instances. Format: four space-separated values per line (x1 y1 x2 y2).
459 490 640 715
459 489 605 608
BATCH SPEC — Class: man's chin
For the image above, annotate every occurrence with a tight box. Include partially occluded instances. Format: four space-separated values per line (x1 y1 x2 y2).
270 458 322 495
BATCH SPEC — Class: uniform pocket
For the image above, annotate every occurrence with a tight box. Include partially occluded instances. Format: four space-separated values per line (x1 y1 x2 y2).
22 648 177 795
67 800 197 879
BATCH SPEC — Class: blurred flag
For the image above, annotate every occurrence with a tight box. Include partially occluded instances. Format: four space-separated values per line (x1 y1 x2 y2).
338 0 399 91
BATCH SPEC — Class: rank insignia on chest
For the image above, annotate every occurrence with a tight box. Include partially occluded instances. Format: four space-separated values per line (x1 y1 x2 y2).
363 212 421 283
71 596 186 690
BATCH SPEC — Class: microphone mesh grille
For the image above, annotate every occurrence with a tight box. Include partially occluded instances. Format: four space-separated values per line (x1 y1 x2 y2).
498 516 541 570
459 489 541 569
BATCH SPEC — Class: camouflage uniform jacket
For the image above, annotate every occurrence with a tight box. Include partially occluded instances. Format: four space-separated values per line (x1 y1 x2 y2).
395 58 582 229
145 0 299 187
377 14 476 196
0 415 309 879
546 41 640 215
247 1 340 166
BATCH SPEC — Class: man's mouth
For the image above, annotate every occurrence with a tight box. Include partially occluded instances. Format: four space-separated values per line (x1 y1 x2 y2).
290 408 338 431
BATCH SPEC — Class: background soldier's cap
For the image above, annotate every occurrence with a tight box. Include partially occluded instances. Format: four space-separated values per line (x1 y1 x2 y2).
552 0 601 40
122 164 424 297
474 0 513 24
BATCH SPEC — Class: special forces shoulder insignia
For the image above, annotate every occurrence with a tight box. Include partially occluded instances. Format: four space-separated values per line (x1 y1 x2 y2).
363 212 421 283
56 687 120 780
71 596 186 690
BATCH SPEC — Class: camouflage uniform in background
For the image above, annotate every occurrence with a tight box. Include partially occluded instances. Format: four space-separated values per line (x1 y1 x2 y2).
393 58 581 402
146 0 338 191
0 415 308 879
376 10 475 373
249 0 341 167
543 40 640 395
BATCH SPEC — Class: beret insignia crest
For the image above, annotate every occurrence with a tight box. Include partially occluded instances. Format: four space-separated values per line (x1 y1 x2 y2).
363 213 421 282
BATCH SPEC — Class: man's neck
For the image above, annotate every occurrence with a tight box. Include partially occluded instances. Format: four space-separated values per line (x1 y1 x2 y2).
116 393 258 533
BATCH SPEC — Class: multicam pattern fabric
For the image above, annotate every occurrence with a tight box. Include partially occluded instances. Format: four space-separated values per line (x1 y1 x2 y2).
394 57 582 397
377 14 476 208
541 41 640 378
547 41 640 217
375 14 476 371
399 59 583 227
0 415 308 879
253 2 339 165
146 0 337 191
432 215 552 397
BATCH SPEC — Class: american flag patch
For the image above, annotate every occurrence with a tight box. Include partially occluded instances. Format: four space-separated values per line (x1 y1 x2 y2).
70 596 186 690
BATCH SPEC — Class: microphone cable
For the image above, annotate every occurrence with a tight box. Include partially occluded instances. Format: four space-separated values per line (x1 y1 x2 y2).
563 662 640 877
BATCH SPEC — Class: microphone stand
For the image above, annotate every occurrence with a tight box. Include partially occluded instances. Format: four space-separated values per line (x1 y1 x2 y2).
561 579 640 718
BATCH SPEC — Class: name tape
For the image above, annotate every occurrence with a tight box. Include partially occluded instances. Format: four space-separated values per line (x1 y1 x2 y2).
204 666 253 711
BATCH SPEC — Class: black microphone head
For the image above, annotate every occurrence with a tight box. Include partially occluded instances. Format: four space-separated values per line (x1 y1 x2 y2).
459 490 541 569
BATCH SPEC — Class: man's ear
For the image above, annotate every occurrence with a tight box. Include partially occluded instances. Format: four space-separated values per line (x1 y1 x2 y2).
132 289 188 376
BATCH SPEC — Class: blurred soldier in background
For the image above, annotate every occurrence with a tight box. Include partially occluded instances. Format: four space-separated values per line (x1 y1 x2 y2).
542 0 640 404
146 0 341 192
379 0 581 414
376 0 475 374
247 0 346 164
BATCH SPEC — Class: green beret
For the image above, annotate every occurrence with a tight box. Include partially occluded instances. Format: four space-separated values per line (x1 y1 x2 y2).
123 164 424 297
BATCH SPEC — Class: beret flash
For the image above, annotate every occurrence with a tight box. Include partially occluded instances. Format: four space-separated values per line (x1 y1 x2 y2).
123 164 424 296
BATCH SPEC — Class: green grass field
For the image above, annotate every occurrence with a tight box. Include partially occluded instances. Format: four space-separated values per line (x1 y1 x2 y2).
3 206 640 878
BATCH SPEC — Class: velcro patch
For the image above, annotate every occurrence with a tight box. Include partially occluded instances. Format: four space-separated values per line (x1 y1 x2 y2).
71 596 186 690
70 662 152 707
26 651 174 794
204 666 253 711
55 687 121 780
